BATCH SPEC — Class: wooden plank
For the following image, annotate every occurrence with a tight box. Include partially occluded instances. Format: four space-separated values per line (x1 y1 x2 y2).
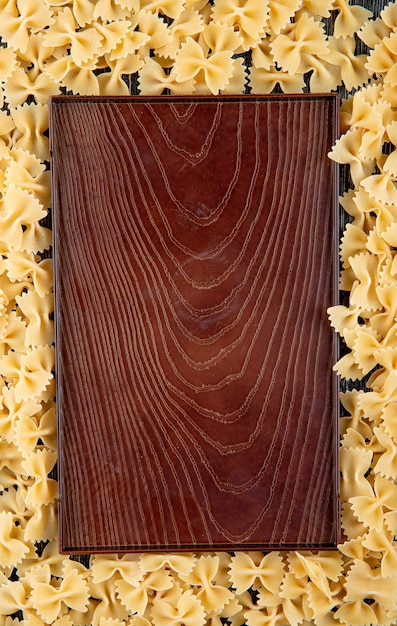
50 95 340 552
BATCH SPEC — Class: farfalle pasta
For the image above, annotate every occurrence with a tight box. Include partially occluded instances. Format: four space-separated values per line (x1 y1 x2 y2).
270 11 329 75
31 568 90 623
3 1 397 625
211 0 269 51
151 587 206 626
173 36 234 94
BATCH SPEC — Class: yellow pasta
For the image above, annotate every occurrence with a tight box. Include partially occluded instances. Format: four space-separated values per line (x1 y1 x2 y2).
229 552 284 596
211 0 269 52
151 587 206 626
10 103 50 162
270 12 329 75
332 0 372 39
0 0 54 54
266 0 299 35
350 474 397 532
0 510 31 567
138 57 196 95
31 568 90 623
22 448 58 507
173 36 234 94
91 554 143 586
44 55 100 95
180 555 234 614
116 570 174 615
3 1 397 624
3 65 60 107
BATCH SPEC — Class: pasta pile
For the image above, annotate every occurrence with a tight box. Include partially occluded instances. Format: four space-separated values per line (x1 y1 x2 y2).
1 0 397 624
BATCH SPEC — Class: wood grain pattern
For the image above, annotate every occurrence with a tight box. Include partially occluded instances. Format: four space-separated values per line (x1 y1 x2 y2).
50 95 340 552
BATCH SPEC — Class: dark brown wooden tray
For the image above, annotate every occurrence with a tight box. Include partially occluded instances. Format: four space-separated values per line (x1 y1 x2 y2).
50 94 340 553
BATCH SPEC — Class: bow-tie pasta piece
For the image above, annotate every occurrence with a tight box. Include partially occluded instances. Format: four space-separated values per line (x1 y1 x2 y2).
305 55 342 92
0 110 15 162
211 0 269 52
0 344 54 403
334 559 397 626
266 0 300 35
381 401 397 442
0 46 17 84
373 425 397 479
5 252 53 298
383 120 397 178
154 8 204 61
229 552 285 596
151 587 206 626
369 285 397 338
306 578 344 623
340 389 374 440
250 580 308 626
179 555 235 614
362 527 397 578
43 8 103 68
340 223 369 271
51 0 96 28
140 0 185 20
93 0 133 21
4 64 60 108
10 103 49 163
248 64 305 94
349 474 397 532
340 446 373 503
366 30 397 87
332 0 372 39
0 309 28 355
173 37 234 95
91 554 144 586
16 290 54 348
199 22 243 55
328 127 376 188
0 385 41 444
287 552 343 588
327 302 362 336
108 27 150 62
359 11 392 49
136 9 175 55
31 568 90 624
0 185 46 253
0 577 31 617
23 500 58 543
14 404 56 457
349 251 382 313
44 55 100 95
270 12 329 76
22 448 58 507
116 570 174 616
326 35 370 92
342 500 369 541
138 58 196 95
0 511 30 568
362 166 397 207
98 53 143 95
358 369 397 422
0 438 29 491
88 574 133 624
141 553 195 577
5 147 52 210
351 326 393 377
0 0 55 55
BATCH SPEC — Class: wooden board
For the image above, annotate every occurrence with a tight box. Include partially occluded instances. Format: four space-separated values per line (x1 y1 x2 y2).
50 95 340 553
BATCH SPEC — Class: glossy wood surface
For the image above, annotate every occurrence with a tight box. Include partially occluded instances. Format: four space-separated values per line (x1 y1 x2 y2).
50 95 340 552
